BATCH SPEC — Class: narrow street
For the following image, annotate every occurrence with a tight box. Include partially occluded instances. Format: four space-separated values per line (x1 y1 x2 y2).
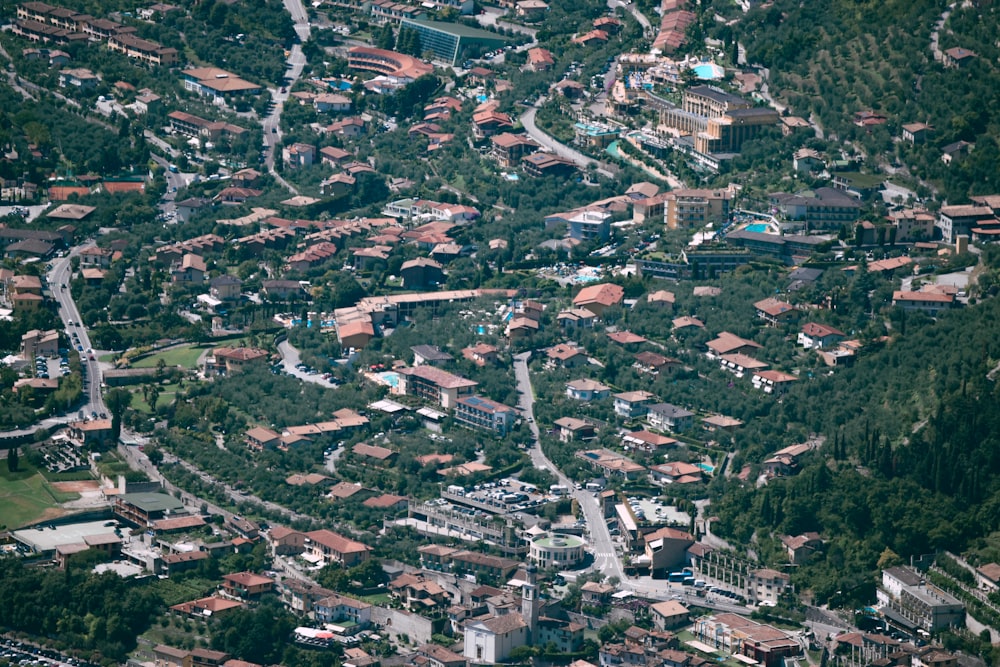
519 106 616 178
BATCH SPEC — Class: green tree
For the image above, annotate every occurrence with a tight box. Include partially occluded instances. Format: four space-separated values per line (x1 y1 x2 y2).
6 446 18 473
105 388 132 441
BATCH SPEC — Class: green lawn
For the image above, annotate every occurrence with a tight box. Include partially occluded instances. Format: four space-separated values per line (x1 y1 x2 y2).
132 345 207 370
0 462 80 529
130 383 181 413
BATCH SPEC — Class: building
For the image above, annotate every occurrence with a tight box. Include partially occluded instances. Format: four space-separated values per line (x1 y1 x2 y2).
644 527 695 574
892 290 955 316
614 391 657 419
572 282 624 317
768 187 862 231
798 322 845 349
650 600 690 631
107 33 177 65
751 370 798 395
464 613 528 664
521 152 577 178
575 448 645 480
555 417 596 442
937 204 994 243
491 133 539 168
207 347 269 374
113 492 187 527
545 207 612 242
707 332 764 358
21 329 59 359
693 613 800 667
182 67 261 105
749 568 791 605
754 297 798 326
878 566 965 632
761 443 812 477
398 365 477 408
222 572 275 600
303 529 371 567
455 395 517 435
347 46 433 81
646 403 694 433
528 532 586 568
314 593 373 628
665 188 733 229
566 378 611 401
400 18 508 66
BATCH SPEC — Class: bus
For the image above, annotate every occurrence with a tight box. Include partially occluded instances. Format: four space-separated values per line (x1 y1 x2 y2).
668 570 693 583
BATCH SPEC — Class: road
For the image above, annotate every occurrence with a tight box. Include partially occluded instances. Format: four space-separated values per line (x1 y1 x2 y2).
520 106 615 178
513 351 625 583
261 0 311 189
608 0 652 35
48 246 106 417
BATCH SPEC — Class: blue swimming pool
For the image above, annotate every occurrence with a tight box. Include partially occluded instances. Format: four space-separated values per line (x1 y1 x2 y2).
692 63 724 80
745 222 771 233
696 462 715 473
378 371 400 388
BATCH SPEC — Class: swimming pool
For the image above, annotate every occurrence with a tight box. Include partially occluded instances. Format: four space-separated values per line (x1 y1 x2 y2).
745 222 772 233
378 371 400 389
696 462 715 474
477 94 488 103
692 63 724 80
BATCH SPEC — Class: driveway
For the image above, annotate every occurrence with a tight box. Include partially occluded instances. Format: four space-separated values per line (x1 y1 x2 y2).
520 106 615 178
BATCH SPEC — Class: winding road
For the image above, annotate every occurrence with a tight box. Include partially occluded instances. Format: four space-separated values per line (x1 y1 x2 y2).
519 106 616 178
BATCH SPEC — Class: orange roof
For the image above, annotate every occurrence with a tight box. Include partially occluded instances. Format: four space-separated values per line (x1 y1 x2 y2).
574 282 624 308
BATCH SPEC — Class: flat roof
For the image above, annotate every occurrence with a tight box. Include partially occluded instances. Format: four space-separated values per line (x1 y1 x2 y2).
12 519 120 553
120 492 185 513
402 17 511 41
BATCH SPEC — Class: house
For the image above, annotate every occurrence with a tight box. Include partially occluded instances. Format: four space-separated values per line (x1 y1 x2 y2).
555 417 596 442
171 253 206 283
647 290 675 308
754 297 798 325
352 443 397 465
411 344 453 367
390 572 450 612
462 342 499 366
546 343 588 368
303 529 371 567
892 290 955 315
649 461 703 485
762 443 813 477
59 67 98 88
902 123 934 144
315 593 373 629
976 563 1000 593
941 140 974 165
943 46 976 68
650 600 690 631
400 258 445 290
525 47 554 72
566 378 611 401
320 146 353 166
572 282 624 317
282 143 316 168
455 395 518 435
706 332 761 358
515 0 548 20
362 494 408 512
222 572 275 600
622 430 677 456
522 152 578 178
793 148 823 174
798 322 846 349
644 527 695 574
208 347 269 374
634 351 681 375
614 391 656 419
780 532 823 565
608 331 647 346
491 133 539 168
245 426 280 451
557 308 597 330
397 365 477 409
751 370 798 395
581 581 616 606
575 448 645 480
719 353 768 378
21 329 59 359
646 403 694 433
68 419 114 446
210 275 242 301
471 109 513 140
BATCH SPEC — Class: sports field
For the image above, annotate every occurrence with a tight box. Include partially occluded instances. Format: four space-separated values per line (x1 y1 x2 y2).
0 463 80 529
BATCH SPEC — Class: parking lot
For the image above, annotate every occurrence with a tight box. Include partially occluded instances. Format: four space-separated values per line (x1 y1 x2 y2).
0 637 100 667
